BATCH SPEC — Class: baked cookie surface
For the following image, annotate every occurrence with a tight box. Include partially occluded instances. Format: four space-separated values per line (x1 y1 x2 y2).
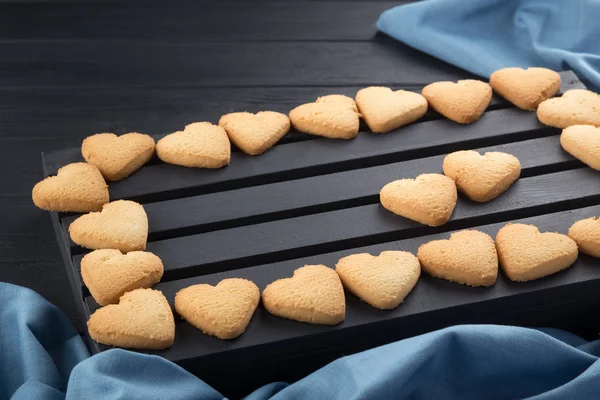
32 162 109 212
262 265 345 325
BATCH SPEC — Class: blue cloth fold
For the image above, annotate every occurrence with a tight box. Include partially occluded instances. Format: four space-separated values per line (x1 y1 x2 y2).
3 282 600 399
376 0 600 89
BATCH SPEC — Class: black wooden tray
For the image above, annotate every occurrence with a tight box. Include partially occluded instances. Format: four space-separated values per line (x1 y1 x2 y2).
42 71 600 398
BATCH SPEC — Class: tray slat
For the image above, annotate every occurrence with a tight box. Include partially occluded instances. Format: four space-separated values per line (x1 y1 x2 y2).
62 135 578 248
57 108 553 205
69 168 600 281
86 204 600 363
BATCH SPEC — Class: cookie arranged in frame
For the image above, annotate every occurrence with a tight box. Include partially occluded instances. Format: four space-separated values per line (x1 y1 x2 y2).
422 80 492 123
219 111 290 155
417 230 498 287
88 288 175 350
69 200 148 252
289 94 360 139
82 132 156 181
175 278 260 340
568 217 600 258
537 90 600 128
380 173 458 227
81 249 164 306
443 150 521 202
335 251 420 310
560 125 600 171
355 87 428 133
156 122 231 168
32 162 109 212
490 67 561 110
262 265 345 325
495 223 578 282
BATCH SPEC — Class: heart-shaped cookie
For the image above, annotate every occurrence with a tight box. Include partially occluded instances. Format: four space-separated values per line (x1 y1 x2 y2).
69 200 148 252
380 173 457 227
32 162 109 212
496 223 578 282
355 87 428 133
219 111 290 155
81 249 163 306
490 67 561 110
156 122 231 168
560 125 600 171
422 80 492 124
289 94 360 139
537 90 600 128
82 132 155 181
175 278 260 340
417 230 498 286
88 288 175 350
262 265 345 325
443 150 521 202
335 251 420 309
568 217 600 258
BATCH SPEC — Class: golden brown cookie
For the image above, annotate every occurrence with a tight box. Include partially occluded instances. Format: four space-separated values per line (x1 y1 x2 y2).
81 249 163 306
443 150 521 202
560 125 600 171
32 162 109 212
88 288 175 350
490 67 561 110
175 278 260 340
355 87 428 133
422 80 492 123
568 217 600 258
82 132 155 181
335 251 420 309
69 200 148 252
156 122 231 168
380 173 458 227
417 230 498 286
289 95 360 139
262 265 345 325
496 223 578 282
219 111 290 155
537 90 600 128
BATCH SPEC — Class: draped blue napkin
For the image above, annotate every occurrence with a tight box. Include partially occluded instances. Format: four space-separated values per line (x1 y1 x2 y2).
377 0 600 89
3 282 600 399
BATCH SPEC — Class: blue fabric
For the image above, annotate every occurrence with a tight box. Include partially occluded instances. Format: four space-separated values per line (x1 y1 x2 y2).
376 0 600 89
4 282 600 399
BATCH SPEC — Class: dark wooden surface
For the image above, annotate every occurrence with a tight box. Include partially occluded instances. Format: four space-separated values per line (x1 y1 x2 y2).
0 0 463 326
5 1 600 397
43 65 600 398
0 0 401 324
5 3 600 398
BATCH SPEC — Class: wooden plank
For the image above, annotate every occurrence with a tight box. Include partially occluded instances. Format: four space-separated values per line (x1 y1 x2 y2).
0 38 477 88
85 204 600 364
2 71 584 141
73 168 600 280
46 108 557 203
0 138 78 196
0 1 394 41
61 135 579 244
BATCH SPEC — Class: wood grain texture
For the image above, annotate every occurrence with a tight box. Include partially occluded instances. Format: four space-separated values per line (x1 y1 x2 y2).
0 197 79 325
62 135 578 245
0 38 475 88
0 0 596 396
72 168 600 282
86 204 600 362
0 71 583 143
46 108 556 204
0 1 395 41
